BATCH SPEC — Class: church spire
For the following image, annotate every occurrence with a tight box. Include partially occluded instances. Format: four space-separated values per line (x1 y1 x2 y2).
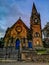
32 3 37 14
30 3 38 21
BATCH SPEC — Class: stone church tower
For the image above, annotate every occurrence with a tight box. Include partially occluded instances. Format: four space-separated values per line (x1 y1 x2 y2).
30 3 43 48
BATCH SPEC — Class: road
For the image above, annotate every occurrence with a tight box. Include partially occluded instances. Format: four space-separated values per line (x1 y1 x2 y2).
0 62 49 65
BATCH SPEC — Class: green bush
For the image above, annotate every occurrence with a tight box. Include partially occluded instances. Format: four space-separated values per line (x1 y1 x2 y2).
36 48 47 54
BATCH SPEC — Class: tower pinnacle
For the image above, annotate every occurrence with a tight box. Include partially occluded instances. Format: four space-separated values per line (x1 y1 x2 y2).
32 3 37 14
30 3 38 21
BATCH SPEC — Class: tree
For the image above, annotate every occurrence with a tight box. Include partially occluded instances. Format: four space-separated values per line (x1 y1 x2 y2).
0 38 4 48
43 39 49 48
42 22 49 48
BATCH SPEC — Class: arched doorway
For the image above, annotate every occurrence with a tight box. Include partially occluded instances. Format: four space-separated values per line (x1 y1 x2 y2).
15 39 21 61
28 41 32 48
15 39 20 49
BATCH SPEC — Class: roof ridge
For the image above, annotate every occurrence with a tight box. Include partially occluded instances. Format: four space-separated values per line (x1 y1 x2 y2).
10 18 29 30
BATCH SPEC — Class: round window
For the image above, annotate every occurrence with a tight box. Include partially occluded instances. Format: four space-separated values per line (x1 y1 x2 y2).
15 26 22 33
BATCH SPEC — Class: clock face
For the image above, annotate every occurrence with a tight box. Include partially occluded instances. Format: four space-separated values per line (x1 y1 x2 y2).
15 26 22 33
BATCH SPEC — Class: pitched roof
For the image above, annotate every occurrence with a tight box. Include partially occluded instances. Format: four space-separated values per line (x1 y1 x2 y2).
10 18 29 30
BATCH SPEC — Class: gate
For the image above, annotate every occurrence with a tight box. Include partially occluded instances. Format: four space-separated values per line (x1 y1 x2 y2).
0 39 21 60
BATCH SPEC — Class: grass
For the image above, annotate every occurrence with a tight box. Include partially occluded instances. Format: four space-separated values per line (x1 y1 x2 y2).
36 48 47 54
37 50 46 54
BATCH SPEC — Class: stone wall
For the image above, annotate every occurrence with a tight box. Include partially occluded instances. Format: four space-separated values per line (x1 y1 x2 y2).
32 54 49 62
21 53 49 62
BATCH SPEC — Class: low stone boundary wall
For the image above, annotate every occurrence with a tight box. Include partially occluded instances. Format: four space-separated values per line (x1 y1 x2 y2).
22 53 49 62
31 54 49 62
0 54 49 62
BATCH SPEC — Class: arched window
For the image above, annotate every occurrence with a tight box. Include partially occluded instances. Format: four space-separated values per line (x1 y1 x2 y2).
34 32 40 37
35 40 40 46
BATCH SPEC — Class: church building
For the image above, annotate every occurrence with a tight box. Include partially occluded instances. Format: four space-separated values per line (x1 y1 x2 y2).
4 3 43 60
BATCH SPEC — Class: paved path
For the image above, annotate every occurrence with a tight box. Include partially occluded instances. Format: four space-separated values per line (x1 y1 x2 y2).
0 62 49 65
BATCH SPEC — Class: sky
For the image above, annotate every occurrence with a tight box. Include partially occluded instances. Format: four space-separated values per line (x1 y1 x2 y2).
0 0 49 38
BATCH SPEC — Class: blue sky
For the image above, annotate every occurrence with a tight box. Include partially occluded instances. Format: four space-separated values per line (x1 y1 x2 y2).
0 0 49 38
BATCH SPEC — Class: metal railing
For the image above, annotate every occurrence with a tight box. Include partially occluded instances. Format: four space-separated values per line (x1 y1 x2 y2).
0 47 21 60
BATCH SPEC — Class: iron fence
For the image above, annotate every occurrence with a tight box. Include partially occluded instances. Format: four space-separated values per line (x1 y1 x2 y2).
0 47 21 60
